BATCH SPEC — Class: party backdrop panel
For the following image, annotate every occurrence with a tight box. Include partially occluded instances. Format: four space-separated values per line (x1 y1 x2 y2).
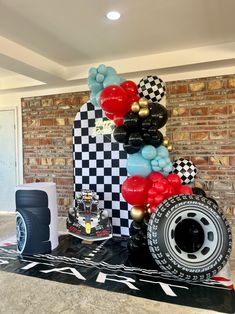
73 102 131 236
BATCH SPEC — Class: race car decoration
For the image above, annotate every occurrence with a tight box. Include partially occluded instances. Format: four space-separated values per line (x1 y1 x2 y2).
67 189 112 241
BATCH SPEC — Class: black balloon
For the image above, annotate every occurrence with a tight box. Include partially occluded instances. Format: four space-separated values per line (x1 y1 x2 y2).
150 130 163 147
148 126 158 136
207 197 218 206
141 116 152 130
123 143 141 154
129 221 142 236
142 132 151 143
128 132 143 147
192 187 207 197
123 112 140 130
113 125 128 143
149 103 168 129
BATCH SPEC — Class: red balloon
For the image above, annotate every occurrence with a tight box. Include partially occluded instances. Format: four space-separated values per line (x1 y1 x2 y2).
105 112 114 120
113 114 124 126
121 176 151 206
147 172 165 183
178 185 193 194
100 85 129 115
149 204 157 214
147 197 155 205
167 185 176 197
148 187 158 197
154 194 165 206
120 80 138 96
166 173 181 188
128 94 140 104
153 179 169 194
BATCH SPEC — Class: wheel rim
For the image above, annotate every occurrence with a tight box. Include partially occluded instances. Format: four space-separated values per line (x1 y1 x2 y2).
165 206 222 266
16 212 27 254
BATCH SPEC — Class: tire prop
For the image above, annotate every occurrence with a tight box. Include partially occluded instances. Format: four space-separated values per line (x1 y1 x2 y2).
147 194 232 281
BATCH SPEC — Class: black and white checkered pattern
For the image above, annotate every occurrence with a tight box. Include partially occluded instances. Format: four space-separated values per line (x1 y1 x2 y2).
138 76 166 103
73 102 131 237
172 158 197 185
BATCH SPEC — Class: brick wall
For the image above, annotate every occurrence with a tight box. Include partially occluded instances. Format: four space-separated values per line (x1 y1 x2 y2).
166 75 235 223
22 92 89 215
21 75 235 221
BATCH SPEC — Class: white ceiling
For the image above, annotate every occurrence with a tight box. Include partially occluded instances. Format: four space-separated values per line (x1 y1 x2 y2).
0 0 235 94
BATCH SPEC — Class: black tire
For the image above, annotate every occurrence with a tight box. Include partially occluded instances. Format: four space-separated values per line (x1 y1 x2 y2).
16 190 48 208
16 209 51 255
192 187 207 197
19 207 51 225
17 208 50 242
147 194 232 281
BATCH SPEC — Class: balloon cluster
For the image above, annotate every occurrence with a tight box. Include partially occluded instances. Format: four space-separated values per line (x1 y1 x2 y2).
88 64 124 107
128 219 149 253
86 65 196 240
146 172 192 213
121 172 192 223
113 101 168 154
127 145 172 177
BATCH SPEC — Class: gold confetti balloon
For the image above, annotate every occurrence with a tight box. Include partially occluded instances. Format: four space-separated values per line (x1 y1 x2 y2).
138 108 150 118
163 137 169 146
138 98 149 108
167 144 173 152
130 206 146 222
131 102 140 113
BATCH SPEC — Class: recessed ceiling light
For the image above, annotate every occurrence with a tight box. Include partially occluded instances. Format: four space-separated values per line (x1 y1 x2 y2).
106 11 121 20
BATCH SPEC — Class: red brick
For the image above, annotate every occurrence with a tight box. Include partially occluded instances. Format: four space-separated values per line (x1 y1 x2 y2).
40 118 55 126
229 156 235 166
191 132 209 141
168 84 188 94
190 107 208 116
208 105 228 115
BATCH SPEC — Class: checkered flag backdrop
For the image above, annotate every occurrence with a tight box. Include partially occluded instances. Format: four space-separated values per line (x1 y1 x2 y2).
73 102 132 236
138 75 166 103
172 158 197 185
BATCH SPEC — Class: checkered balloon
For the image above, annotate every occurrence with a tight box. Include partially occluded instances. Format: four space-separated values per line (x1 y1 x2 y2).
137 75 166 103
172 158 197 185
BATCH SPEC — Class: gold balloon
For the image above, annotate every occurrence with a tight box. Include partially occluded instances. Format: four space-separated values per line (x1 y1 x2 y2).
138 98 149 108
163 138 169 146
131 102 140 113
130 206 146 222
138 108 150 118
147 207 152 215
167 144 173 152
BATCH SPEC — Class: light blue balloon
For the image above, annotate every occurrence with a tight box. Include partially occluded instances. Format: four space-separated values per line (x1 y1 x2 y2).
87 76 96 86
156 145 169 158
97 64 107 75
89 82 103 94
95 90 102 107
158 158 168 168
90 95 98 107
106 66 117 76
152 165 162 172
119 77 126 83
163 163 173 173
96 73 105 83
89 67 97 79
141 145 157 160
127 152 152 177
103 74 120 88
